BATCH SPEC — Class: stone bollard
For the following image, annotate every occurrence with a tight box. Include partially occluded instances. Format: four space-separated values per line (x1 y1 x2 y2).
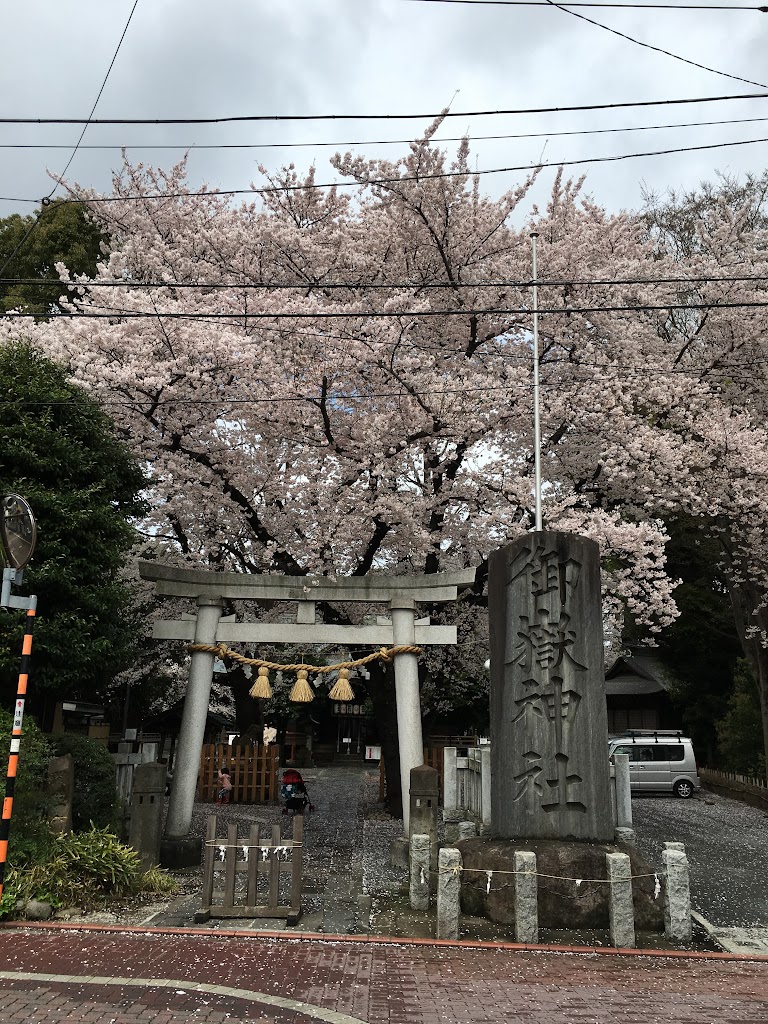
410 833 431 911
47 754 74 835
514 850 538 944
443 808 462 845
606 851 636 948
129 762 167 872
437 847 461 940
663 845 692 943
458 820 477 841
613 753 635 845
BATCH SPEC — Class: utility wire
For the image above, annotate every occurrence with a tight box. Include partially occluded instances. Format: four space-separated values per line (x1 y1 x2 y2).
2 273 766 290
3 133 768 206
403 0 768 8
2 92 766 125
542 0 766 88
5 300 768 319
2 115 767 151
0 0 139 276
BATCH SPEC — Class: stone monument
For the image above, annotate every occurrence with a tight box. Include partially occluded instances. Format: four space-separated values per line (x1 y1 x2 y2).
489 531 613 841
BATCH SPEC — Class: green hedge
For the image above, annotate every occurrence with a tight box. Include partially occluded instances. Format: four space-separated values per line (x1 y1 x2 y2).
0 709 53 863
49 733 117 831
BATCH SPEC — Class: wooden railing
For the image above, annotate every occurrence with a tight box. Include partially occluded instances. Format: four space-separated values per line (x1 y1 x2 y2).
700 766 768 810
378 746 446 804
197 742 279 803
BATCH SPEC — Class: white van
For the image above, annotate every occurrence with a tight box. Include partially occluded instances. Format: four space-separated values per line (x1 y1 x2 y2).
608 730 700 798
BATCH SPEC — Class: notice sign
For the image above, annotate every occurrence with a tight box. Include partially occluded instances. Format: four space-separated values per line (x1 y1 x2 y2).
365 745 382 761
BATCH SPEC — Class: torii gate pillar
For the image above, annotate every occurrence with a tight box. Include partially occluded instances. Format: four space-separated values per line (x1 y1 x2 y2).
391 596 424 834
160 597 223 865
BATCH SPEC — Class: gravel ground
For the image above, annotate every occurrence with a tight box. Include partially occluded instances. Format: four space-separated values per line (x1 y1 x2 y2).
630 790 768 928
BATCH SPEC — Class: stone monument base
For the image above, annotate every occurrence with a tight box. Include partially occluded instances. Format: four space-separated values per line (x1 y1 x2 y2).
160 834 202 869
458 837 663 930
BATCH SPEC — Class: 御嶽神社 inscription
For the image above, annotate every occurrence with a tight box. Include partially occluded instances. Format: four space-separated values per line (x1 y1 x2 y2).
489 532 613 841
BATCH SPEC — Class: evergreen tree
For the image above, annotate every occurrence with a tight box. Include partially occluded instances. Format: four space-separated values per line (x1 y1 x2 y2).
0 341 147 724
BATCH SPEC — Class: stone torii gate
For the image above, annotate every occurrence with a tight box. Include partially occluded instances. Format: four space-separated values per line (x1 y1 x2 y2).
138 561 475 864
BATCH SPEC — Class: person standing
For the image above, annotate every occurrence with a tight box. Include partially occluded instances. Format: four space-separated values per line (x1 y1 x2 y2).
216 765 233 805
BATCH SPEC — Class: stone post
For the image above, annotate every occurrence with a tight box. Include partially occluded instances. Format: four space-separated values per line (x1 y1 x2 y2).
514 850 538 943
480 745 492 833
162 596 223 863
47 754 74 834
129 762 166 872
663 845 692 942
458 820 477 840
410 833 431 911
614 753 635 845
391 596 424 835
607 851 636 948
443 746 458 813
489 533 613 841
437 846 461 940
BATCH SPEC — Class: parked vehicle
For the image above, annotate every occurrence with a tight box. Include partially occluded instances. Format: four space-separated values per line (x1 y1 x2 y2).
608 730 700 798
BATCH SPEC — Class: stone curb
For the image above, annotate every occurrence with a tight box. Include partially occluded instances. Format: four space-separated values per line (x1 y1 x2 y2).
3 920 768 962
0 971 367 1024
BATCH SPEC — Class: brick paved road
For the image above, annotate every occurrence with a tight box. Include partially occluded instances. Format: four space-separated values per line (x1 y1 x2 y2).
0 927 766 1023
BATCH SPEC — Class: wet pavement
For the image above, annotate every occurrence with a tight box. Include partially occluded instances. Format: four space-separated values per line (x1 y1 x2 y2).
0 927 767 1023
2 767 768 1021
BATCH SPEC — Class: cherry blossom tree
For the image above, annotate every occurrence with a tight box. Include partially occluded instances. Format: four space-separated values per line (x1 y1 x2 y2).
642 173 768 780
7 118 768 789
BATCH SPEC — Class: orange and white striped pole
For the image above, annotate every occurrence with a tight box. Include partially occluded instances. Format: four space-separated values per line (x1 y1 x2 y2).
0 600 37 902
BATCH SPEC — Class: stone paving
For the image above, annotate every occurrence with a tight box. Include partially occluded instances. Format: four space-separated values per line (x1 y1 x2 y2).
0 928 767 1023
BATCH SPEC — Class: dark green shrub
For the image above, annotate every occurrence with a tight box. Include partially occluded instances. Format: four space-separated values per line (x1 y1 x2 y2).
0 709 54 864
0 824 141 915
49 733 116 831
716 660 766 778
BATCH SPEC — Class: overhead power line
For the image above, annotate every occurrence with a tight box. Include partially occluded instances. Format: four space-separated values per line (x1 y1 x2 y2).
2 273 766 290
542 0 766 88
2 115 768 152
5 300 768 319
2 92 767 125
403 0 768 8
3 133 766 206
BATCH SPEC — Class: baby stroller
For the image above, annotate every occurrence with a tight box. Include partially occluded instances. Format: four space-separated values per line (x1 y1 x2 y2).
281 768 314 816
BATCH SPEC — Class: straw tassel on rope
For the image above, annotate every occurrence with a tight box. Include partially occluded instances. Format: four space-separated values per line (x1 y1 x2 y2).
289 668 314 703
249 665 272 700
327 667 355 701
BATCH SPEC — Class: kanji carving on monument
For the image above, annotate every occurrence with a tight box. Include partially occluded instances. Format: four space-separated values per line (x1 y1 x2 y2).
490 532 613 841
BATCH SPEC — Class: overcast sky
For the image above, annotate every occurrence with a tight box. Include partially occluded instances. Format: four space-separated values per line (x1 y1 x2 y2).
1 0 766 223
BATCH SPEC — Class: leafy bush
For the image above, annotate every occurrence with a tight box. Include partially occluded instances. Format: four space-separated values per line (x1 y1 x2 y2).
140 864 178 897
1 825 141 915
0 709 54 864
716 660 766 778
49 733 117 831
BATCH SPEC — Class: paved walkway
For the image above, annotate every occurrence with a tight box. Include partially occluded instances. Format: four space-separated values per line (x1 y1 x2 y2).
0 927 767 1023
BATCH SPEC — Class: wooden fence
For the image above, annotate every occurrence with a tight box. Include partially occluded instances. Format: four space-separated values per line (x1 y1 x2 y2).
700 766 768 811
379 747 446 803
197 743 279 803
196 813 303 924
